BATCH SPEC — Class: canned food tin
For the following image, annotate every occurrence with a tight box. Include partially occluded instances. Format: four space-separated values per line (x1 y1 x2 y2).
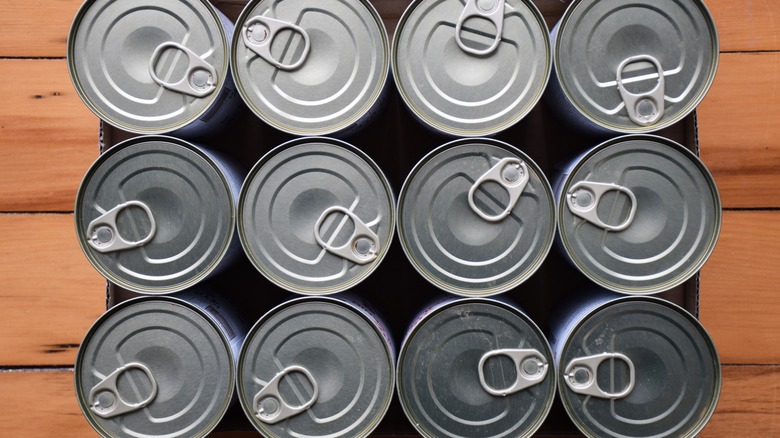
237 295 394 438
239 137 394 294
397 297 556 438
550 293 721 438
398 139 555 296
231 0 389 136
75 291 246 438
75 136 243 294
393 0 551 137
68 0 239 137
555 135 721 294
550 0 719 134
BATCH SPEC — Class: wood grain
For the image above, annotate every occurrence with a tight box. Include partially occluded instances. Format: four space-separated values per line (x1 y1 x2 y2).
706 0 780 52
0 0 78 58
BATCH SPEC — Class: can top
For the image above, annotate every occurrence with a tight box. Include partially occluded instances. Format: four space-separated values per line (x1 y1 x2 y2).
398 298 556 438
393 0 551 136
75 296 235 438
232 0 389 135
558 296 721 438
398 139 555 296
75 136 236 294
68 0 231 134
558 135 721 294
238 297 394 438
554 0 719 132
239 137 395 295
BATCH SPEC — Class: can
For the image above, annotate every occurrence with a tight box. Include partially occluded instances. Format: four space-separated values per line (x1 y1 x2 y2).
75 136 244 294
237 294 395 438
549 292 721 438
397 297 556 438
231 0 389 136
555 135 721 294
392 0 551 137
238 137 395 295
397 138 555 296
548 0 719 134
74 290 247 438
68 0 240 138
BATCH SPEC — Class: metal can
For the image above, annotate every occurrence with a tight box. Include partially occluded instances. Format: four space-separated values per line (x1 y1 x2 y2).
74 290 247 438
398 138 555 296
392 0 551 137
548 0 719 134
555 135 721 294
231 0 389 136
237 294 395 438
75 136 244 294
397 297 556 438
68 0 240 138
549 292 721 438
238 137 395 295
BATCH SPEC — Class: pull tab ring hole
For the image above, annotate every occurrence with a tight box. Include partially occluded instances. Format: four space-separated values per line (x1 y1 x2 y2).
276 369 317 409
317 209 355 248
471 180 511 219
618 60 662 94
458 17 498 54
481 353 518 393
596 356 633 396
270 29 307 68
150 46 190 86
595 189 634 229
115 204 155 245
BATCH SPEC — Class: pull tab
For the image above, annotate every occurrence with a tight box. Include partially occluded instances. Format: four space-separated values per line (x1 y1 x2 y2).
149 42 217 98
564 353 635 399
455 0 505 56
468 158 528 222
617 55 666 126
89 363 158 419
86 201 156 253
566 181 637 232
314 206 380 265
254 366 319 424
242 16 311 71
479 349 549 397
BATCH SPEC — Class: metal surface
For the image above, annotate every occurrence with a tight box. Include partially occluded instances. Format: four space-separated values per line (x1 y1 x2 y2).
398 139 555 296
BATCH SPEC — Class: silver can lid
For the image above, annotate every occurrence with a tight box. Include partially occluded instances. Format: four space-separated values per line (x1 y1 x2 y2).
558 297 721 438
554 0 719 132
75 297 235 438
398 139 555 296
232 0 388 135
398 299 556 438
393 0 551 136
68 0 231 134
238 297 394 437
75 136 235 294
558 135 721 294
239 138 394 294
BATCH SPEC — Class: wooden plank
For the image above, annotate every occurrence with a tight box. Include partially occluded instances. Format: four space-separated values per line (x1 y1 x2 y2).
0 214 105 366
0 0 80 58
0 60 98 212
706 0 780 52
698 52 780 209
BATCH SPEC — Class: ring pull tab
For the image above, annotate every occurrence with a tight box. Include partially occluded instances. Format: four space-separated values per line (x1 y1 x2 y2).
455 0 505 56
314 206 380 265
564 353 635 399
254 366 319 424
479 349 549 397
468 158 529 222
616 55 666 126
89 363 158 419
86 201 157 253
149 42 217 98
242 16 311 71
566 181 637 232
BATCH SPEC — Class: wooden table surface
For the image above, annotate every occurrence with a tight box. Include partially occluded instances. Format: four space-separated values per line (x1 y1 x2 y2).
1 0 777 436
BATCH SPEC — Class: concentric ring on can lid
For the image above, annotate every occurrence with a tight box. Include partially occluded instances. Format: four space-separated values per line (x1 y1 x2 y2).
398 298 556 438
557 135 721 294
554 0 719 133
231 0 389 135
75 296 235 438
392 0 551 137
67 0 232 134
238 296 394 438
238 137 395 295
398 139 555 296
75 136 236 294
